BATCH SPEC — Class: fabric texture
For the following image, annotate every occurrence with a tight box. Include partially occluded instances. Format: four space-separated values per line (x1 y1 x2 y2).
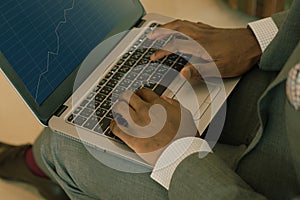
25 147 47 178
151 137 211 189
259 0 300 71
248 17 278 52
33 128 168 200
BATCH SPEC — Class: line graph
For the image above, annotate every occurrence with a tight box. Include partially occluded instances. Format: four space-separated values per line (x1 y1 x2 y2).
34 0 75 101
1 0 133 105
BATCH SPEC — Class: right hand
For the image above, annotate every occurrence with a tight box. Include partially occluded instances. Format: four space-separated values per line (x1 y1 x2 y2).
148 20 262 79
110 89 198 166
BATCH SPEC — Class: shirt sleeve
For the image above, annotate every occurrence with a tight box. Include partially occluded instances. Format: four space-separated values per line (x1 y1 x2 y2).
150 137 211 190
248 17 279 52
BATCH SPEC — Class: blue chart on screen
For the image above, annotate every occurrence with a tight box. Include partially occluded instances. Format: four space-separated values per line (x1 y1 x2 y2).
0 0 133 105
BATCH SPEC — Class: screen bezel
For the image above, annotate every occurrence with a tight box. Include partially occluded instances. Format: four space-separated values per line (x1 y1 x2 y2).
0 0 145 125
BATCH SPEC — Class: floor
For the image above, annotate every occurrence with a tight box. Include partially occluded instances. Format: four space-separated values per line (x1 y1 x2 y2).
0 0 255 199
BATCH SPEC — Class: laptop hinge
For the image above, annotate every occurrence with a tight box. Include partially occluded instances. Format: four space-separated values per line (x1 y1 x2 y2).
134 19 146 28
54 105 68 117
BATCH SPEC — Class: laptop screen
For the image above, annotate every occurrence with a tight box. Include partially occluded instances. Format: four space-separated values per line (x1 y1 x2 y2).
0 0 140 105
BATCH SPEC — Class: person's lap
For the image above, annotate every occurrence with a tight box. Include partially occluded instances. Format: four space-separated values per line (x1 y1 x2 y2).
33 128 168 200
31 66 276 199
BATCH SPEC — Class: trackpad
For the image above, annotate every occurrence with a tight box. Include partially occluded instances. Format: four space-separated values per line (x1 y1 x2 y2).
174 80 219 116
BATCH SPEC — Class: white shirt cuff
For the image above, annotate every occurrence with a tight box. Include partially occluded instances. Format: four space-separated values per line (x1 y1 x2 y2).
150 137 211 190
248 17 279 52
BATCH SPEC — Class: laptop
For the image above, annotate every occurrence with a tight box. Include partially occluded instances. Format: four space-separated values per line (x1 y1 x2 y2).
0 0 239 168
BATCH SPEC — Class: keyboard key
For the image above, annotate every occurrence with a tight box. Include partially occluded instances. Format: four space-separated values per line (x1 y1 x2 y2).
80 108 94 118
167 53 179 61
138 34 147 42
106 111 114 119
110 94 119 103
113 86 126 96
131 52 143 61
112 72 125 81
128 47 136 54
119 66 131 74
153 40 165 48
144 65 156 74
100 101 111 110
95 108 107 118
107 79 118 88
93 85 101 93
80 100 89 107
125 59 137 67
104 129 115 138
132 42 141 49
131 81 143 90
150 22 158 28
147 48 156 55
163 59 174 67
177 57 188 65
105 72 114 79
137 73 150 81
143 82 156 90
99 79 107 86
132 65 144 73
119 79 132 88
94 124 105 134
122 53 130 59
83 116 98 130
135 48 147 54
86 92 95 100
74 116 87 126
73 107 82 114
144 28 152 34
100 86 113 96
99 117 111 132
116 59 125 66
67 114 75 122
138 58 150 65
156 65 169 75
87 101 100 109
111 65 119 72
95 93 106 102
144 51 153 60
126 72 138 80
141 40 153 48
172 63 185 72
154 84 167 96
151 58 164 64
150 74 163 82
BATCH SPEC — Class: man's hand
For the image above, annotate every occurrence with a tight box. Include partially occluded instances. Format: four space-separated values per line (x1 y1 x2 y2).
149 20 262 79
110 89 198 166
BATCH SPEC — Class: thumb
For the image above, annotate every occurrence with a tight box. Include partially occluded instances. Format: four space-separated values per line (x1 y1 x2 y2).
180 65 200 80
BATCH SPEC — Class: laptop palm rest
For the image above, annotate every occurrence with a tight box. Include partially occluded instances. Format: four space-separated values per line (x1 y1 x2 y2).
172 78 220 131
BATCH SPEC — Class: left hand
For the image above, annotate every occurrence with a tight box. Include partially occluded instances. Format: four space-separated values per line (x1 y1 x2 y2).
110 88 198 166
148 20 262 79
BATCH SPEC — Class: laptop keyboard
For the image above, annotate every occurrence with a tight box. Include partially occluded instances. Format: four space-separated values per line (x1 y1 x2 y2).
67 23 191 143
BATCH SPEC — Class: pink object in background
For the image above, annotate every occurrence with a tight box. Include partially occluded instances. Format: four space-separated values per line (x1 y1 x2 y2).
286 63 300 110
